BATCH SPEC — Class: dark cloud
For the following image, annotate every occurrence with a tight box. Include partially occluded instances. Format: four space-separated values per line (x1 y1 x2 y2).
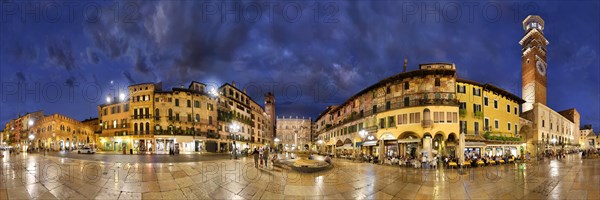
65 76 77 87
86 48 100 64
123 71 136 84
47 39 76 70
16 72 26 82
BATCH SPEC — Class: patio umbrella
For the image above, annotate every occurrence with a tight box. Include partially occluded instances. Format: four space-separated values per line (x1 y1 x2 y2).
459 132 465 164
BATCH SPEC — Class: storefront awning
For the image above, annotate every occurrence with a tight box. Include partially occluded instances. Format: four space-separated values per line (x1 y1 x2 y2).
465 142 486 147
398 139 421 143
363 141 378 146
336 144 353 150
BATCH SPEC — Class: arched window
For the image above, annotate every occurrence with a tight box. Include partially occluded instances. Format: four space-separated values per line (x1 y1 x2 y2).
435 78 441 86
139 123 144 133
423 108 431 121
145 122 150 134
134 123 138 134
168 109 173 120
155 108 160 118
196 114 200 122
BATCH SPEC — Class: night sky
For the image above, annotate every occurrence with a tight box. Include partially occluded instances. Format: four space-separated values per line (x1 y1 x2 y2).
1 1 599 132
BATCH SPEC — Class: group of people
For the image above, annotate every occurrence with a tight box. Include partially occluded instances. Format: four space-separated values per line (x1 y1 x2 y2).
249 147 277 169
582 148 600 158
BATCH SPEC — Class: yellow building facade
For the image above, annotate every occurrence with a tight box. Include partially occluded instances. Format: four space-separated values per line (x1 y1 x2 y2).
456 79 525 156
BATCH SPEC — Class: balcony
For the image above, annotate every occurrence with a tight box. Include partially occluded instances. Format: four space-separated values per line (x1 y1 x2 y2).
421 120 433 128
474 111 483 119
131 115 152 120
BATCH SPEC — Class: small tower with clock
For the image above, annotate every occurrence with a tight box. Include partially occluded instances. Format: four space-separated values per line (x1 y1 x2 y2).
520 15 548 112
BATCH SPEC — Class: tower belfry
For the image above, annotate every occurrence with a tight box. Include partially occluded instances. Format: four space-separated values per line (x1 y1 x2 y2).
520 15 548 112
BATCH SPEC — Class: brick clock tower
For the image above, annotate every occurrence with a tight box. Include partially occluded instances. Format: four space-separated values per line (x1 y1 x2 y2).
520 15 548 112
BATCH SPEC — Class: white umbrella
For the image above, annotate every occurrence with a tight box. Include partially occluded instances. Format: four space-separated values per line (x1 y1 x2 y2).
459 132 465 164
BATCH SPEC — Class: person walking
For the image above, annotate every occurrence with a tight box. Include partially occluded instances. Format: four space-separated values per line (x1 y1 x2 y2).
252 148 259 168
263 148 269 169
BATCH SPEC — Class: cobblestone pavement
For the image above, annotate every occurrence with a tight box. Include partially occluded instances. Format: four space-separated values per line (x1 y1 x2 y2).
1 152 599 199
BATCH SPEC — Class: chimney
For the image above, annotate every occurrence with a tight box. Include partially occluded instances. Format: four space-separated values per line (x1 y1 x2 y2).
403 58 408 72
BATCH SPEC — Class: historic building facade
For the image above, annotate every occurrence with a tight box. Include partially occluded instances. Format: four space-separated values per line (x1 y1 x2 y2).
315 63 461 160
97 81 274 154
518 15 580 157
31 113 96 151
276 116 313 152
216 82 274 153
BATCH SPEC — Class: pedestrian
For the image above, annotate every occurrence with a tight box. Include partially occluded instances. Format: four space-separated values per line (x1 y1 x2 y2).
252 148 259 168
263 148 269 169
259 147 264 167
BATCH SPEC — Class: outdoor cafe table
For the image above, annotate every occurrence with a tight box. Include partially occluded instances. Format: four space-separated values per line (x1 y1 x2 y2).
448 162 457 168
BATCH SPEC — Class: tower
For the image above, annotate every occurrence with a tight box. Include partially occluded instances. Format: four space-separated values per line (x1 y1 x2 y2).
264 92 276 139
520 15 548 112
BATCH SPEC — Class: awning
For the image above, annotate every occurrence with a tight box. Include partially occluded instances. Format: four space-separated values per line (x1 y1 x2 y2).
336 144 353 150
465 142 486 147
363 141 378 146
397 139 421 143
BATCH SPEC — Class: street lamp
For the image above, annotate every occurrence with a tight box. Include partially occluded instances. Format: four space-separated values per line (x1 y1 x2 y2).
359 130 368 139
28 119 34 127
106 96 112 103
119 93 126 101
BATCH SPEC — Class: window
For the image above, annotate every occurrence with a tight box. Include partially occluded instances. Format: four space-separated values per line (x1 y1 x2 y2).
494 120 499 129
460 121 467 133
194 101 200 108
457 85 466 93
176 114 180 121
386 86 391 94
435 78 441 86
388 116 395 127
188 114 192 122
404 97 410 107
453 112 458 123
398 114 407 125
507 105 511 113
434 112 445 123
508 122 511 131
175 99 180 107
379 118 385 129
494 100 498 109
473 104 481 112
515 124 518 135
542 120 545 127
404 82 409 90
484 97 488 106
459 102 466 109
447 112 452 123
209 116 213 125
168 109 173 120
373 105 377 113
187 100 191 107
484 118 490 131
386 101 391 110
473 88 481 96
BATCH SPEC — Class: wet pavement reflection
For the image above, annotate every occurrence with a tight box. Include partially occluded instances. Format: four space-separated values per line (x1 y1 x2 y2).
0 151 599 199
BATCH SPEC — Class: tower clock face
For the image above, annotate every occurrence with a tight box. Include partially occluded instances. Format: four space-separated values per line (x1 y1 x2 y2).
536 60 546 76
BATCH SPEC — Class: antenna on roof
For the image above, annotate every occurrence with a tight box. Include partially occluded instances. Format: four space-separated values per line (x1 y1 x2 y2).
403 58 408 72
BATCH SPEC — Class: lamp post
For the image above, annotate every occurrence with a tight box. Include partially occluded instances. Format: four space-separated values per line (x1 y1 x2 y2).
551 138 557 159
229 122 240 159
28 134 34 153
